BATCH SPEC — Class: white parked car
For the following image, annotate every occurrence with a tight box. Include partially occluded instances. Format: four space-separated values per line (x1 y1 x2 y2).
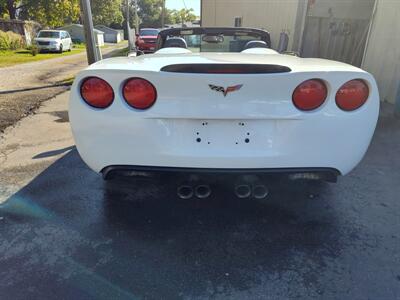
34 30 72 53
69 27 379 199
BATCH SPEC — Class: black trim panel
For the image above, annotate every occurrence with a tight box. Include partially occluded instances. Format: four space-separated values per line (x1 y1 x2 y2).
160 64 291 74
102 165 340 182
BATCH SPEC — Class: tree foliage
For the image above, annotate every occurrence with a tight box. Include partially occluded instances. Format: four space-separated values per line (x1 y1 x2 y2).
1 0 123 28
136 0 198 28
0 0 199 29
21 0 81 28
0 0 7 18
91 0 123 26
168 8 196 26
136 0 162 28
0 0 25 19
0 0 81 26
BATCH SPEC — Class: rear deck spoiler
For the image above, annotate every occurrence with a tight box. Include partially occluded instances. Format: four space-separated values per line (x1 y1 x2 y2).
160 64 291 74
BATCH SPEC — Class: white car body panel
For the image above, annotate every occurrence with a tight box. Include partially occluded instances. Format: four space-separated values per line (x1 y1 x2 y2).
241 48 279 54
69 52 379 176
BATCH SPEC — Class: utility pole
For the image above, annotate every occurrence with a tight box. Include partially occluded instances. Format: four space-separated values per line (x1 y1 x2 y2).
161 0 165 28
396 79 400 117
126 0 132 51
134 0 139 34
80 0 100 64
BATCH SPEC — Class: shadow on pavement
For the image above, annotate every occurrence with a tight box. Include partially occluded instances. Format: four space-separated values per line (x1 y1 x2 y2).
32 145 75 159
3 104 400 299
0 83 71 95
0 149 346 299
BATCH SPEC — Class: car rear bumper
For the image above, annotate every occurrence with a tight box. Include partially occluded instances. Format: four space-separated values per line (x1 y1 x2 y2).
102 165 340 182
71 114 377 176
69 70 379 177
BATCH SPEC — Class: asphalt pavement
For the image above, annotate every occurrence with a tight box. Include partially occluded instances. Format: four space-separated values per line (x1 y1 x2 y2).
0 92 399 299
0 43 127 132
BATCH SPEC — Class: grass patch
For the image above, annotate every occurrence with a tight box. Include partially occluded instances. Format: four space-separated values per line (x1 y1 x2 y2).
0 48 85 68
110 46 130 57
72 43 86 49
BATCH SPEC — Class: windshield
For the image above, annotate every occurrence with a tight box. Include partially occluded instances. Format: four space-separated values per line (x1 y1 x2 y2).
166 33 264 52
140 29 159 36
38 31 60 38
159 28 270 53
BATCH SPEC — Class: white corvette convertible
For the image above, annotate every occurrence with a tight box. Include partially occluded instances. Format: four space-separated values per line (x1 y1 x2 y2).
69 27 379 199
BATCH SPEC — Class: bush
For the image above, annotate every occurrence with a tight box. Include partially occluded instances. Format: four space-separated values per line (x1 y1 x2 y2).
30 44 38 56
71 38 82 44
0 30 25 50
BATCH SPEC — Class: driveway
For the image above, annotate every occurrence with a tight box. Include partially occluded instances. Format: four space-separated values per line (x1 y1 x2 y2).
0 43 126 132
0 92 399 299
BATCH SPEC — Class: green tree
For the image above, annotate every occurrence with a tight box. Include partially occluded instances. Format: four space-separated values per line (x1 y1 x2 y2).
0 1 6 18
91 0 123 26
1 0 124 28
1 0 198 29
170 8 196 26
164 8 178 25
135 0 197 28
0 0 27 19
21 0 81 27
137 0 162 28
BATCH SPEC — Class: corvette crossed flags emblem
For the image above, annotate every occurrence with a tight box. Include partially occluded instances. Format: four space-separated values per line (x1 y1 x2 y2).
209 84 243 97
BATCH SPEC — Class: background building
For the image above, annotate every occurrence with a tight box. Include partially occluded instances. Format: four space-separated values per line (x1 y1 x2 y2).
201 0 400 111
58 24 104 46
201 0 299 50
95 25 124 43
362 0 400 109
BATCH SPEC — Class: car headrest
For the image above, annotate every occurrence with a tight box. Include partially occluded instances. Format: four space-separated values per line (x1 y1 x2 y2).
241 48 279 54
243 40 268 50
164 37 187 49
155 48 192 54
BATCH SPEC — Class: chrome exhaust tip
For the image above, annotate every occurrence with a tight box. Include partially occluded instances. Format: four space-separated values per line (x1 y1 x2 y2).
253 184 269 199
195 185 211 199
177 185 194 199
235 184 252 198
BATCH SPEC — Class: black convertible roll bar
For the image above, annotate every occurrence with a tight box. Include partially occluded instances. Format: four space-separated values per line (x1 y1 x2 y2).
156 27 271 50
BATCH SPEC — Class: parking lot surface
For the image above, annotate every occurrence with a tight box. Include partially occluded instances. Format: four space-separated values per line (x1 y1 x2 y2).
0 95 399 299
0 43 126 132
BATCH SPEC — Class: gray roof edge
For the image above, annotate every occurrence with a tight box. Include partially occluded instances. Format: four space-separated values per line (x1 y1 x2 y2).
58 24 104 34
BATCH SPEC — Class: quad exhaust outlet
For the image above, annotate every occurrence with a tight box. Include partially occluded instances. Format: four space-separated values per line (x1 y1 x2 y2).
252 184 269 199
234 178 269 199
177 184 212 199
195 185 211 199
177 185 194 199
234 184 252 198
177 177 268 200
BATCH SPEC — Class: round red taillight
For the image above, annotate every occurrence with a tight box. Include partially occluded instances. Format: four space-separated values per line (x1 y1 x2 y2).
122 78 157 109
80 77 114 109
292 79 327 111
336 79 369 111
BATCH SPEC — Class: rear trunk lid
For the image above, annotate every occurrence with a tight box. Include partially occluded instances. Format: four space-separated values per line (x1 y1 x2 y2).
84 52 366 120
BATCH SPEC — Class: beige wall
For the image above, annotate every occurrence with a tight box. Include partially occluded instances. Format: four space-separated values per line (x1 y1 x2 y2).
201 0 299 50
362 0 400 104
